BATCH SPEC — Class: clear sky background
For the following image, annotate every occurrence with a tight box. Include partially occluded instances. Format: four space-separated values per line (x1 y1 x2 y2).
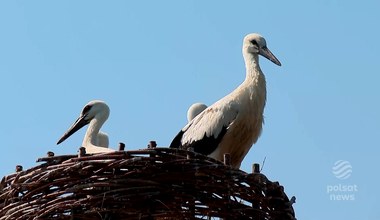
1 1 379 219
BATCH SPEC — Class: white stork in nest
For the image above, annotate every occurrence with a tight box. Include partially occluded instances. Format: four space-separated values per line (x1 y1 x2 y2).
57 100 115 154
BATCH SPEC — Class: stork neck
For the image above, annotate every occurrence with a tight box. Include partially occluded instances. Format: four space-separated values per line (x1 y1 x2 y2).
244 54 262 81
242 53 267 111
83 118 102 146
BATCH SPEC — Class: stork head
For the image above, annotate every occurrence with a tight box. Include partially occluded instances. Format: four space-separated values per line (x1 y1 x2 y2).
57 100 110 145
187 103 208 122
243 33 281 66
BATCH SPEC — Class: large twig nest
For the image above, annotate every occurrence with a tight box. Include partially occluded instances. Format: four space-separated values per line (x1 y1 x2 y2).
0 148 296 220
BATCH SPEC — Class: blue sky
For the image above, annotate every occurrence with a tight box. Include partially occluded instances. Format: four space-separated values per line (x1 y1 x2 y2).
1 1 379 219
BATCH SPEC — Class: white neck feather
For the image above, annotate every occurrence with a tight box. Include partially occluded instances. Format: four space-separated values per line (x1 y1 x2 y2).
83 118 101 147
243 53 262 81
241 51 267 112
82 116 114 153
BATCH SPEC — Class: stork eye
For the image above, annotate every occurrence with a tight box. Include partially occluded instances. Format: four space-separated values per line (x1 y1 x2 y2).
82 105 92 114
250 40 258 46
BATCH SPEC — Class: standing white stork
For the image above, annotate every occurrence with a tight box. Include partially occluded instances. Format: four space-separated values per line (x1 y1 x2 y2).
170 33 281 168
57 100 115 154
187 103 208 122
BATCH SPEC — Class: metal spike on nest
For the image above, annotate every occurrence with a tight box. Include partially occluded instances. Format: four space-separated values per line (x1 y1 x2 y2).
0 147 296 220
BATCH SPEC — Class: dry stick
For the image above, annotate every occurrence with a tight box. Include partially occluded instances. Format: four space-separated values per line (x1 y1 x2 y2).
261 156 267 172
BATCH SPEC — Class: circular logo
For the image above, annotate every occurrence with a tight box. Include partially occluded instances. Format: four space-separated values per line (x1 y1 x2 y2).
332 160 352 180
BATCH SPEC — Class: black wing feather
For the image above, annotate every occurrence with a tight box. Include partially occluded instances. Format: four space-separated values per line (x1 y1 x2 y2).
188 125 228 155
169 125 228 155
169 130 184 149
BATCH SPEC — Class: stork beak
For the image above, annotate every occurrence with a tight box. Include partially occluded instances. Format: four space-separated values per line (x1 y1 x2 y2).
259 46 281 66
57 114 89 145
